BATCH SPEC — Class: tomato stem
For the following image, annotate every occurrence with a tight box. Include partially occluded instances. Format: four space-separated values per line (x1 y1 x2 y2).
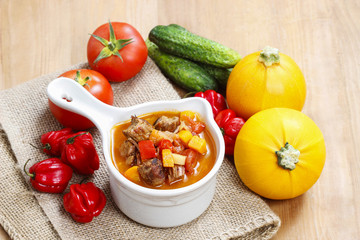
74 70 90 87
258 46 280 67
275 142 300 170
91 21 134 64
108 42 115 51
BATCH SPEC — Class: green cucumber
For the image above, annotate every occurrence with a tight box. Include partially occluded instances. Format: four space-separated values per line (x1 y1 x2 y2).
198 63 232 89
167 24 187 31
146 39 218 92
149 25 241 68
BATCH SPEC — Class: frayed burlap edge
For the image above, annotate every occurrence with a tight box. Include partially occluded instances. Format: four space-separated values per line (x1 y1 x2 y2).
214 214 281 240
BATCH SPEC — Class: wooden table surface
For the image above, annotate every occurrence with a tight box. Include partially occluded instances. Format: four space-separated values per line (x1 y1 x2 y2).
1 0 359 239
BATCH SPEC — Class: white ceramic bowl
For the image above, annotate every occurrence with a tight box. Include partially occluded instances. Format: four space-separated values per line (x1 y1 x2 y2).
47 77 225 227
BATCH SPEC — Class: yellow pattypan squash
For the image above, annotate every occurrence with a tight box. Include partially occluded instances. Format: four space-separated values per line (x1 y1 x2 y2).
226 46 306 119
234 108 326 200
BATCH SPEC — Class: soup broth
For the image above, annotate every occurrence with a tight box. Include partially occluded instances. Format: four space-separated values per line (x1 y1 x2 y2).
110 111 216 189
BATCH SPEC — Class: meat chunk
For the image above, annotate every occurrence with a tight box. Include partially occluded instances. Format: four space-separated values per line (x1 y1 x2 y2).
138 158 165 186
154 116 180 132
123 116 154 142
119 139 140 166
168 165 185 183
120 140 136 157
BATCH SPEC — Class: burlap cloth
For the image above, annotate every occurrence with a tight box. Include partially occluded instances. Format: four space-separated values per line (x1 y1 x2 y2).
0 58 280 240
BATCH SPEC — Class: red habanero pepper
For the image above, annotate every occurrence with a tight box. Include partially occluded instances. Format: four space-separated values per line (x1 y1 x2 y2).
61 132 99 175
194 90 227 117
63 182 106 223
23 158 73 193
215 109 245 155
41 128 73 156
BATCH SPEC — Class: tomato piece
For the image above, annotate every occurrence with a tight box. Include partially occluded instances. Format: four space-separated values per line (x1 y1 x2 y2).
49 69 113 130
158 139 173 152
87 22 148 82
192 122 206 134
183 116 205 134
138 140 156 161
183 149 198 174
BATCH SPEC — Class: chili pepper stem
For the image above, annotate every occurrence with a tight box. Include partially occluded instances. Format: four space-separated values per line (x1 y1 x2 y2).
44 143 51 151
30 142 52 152
220 128 225 136
80 178 89 185
29 143 42 150
66 132 89 145
183 91 197 98
23 159 35 178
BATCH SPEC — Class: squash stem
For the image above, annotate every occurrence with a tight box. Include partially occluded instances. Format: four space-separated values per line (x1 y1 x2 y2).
275 142 300 170
258 46 280 67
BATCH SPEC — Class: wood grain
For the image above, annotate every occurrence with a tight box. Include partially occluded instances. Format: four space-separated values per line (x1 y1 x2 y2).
1 0 359 239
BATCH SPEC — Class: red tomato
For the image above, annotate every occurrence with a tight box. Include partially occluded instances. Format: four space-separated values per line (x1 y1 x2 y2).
87 22 148 82
49 69 113 130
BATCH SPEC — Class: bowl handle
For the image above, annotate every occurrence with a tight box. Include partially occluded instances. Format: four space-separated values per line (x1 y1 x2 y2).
47 77 118 131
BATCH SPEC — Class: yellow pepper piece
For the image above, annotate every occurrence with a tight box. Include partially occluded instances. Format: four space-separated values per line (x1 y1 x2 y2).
180 110 196 120
162 149 175 167
188 135 207 154
178 130 193 145
124 166 140 183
